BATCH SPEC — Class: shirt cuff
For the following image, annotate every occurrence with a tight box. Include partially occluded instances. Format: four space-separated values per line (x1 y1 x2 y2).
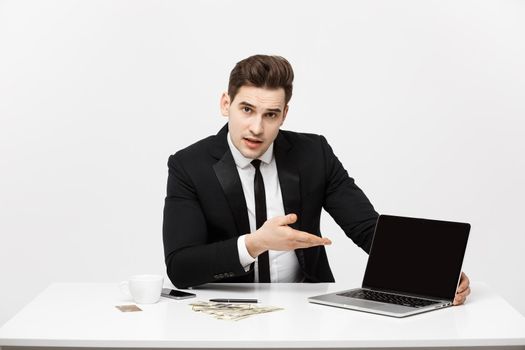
237 234 256 271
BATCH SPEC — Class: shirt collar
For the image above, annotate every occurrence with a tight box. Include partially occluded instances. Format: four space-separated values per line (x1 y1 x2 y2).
227 132 274 169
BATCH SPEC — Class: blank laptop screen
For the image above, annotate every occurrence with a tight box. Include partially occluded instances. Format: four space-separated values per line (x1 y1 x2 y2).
362 215 470 301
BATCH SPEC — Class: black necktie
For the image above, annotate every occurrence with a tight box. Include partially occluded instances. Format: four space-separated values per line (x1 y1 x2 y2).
251 159 271 282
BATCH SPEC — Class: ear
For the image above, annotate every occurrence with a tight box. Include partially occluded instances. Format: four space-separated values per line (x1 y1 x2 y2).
220 92 230 117
280 104 289 126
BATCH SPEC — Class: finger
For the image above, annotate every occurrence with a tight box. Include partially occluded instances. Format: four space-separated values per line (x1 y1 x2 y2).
294 230 324 242
462 272 470 287
454 287 471 305
272 213 297 226
456 287 470 298
457 272 470 293
453 296 465 306
454 291 467 305
297 238 331 246
454 293 467 305
293 231 331 246
293 240 328 250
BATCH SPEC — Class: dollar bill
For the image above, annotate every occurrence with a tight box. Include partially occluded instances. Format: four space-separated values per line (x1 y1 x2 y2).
190 301 283 321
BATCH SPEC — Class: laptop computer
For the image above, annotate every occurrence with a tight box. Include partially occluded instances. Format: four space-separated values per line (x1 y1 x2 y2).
308 214 470 317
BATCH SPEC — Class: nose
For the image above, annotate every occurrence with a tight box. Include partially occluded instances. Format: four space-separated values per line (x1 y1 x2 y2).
249 114 264 136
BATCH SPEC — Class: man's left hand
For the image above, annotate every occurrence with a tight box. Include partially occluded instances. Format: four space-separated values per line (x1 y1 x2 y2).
453 272 471 306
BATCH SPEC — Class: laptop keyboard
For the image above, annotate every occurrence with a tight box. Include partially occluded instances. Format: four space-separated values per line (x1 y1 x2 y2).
337 289 438 308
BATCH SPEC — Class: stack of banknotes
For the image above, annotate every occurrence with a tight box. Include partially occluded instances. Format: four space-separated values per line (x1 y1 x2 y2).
190 301 283 321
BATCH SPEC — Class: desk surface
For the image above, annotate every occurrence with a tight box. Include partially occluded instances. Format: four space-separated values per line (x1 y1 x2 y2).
1 282 524 348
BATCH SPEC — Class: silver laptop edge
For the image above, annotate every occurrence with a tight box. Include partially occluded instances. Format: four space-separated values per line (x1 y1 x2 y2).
308 287 453 318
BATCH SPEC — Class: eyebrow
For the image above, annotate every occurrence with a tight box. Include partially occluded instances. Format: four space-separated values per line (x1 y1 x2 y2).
239 101 282 113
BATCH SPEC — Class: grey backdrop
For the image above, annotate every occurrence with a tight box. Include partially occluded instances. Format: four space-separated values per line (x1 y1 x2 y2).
1 0 524 325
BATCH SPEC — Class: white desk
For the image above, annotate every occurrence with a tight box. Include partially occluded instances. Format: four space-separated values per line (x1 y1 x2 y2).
0 282 524 349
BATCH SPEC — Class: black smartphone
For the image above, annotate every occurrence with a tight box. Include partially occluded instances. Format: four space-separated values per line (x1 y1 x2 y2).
161 288 196 300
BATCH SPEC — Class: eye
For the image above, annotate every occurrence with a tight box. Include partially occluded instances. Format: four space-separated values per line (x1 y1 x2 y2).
266 113 277 119
242 106 252 113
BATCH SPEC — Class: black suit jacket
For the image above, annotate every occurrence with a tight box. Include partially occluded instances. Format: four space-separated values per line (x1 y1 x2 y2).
163 124 378 288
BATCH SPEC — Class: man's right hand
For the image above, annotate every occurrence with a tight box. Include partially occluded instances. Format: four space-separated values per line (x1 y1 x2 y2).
245 213 332 258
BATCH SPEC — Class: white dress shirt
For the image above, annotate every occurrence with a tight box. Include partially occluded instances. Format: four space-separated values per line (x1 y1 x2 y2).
227 132 303 282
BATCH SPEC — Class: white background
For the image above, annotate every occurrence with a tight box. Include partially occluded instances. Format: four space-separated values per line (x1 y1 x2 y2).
1 0 524 326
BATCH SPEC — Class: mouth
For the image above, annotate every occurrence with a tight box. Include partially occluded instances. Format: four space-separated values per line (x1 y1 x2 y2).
243 137 263 149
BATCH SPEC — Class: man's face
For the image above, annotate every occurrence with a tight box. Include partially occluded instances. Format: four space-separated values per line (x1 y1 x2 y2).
220 85 288 159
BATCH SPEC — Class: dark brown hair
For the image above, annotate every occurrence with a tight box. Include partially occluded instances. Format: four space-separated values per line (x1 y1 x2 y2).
228 55 294 104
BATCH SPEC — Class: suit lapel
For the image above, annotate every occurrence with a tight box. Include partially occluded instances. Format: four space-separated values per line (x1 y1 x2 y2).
274 132 306 268
211 125 251 237
274 132 301 224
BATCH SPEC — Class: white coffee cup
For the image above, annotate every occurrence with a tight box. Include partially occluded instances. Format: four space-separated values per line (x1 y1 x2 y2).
119 274 163 304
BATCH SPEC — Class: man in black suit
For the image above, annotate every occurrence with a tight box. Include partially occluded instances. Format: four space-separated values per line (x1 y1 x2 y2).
163 55 471 305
